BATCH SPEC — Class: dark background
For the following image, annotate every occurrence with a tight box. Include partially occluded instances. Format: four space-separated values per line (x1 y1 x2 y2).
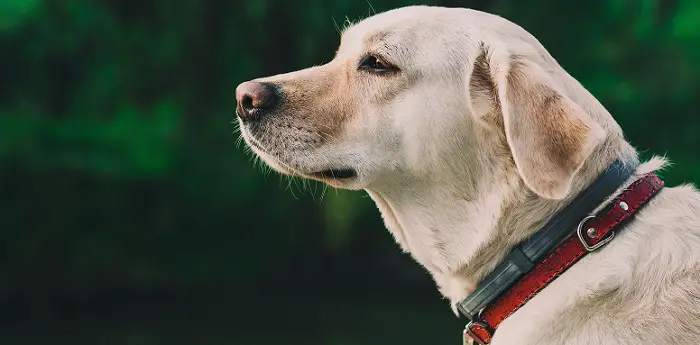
1 0 699 344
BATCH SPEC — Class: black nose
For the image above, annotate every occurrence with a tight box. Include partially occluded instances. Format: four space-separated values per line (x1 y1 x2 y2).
235 81 278 122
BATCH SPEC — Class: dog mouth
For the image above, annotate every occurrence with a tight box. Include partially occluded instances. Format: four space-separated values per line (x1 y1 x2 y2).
240 129 358 181
311 168 357 180
245 136 357 182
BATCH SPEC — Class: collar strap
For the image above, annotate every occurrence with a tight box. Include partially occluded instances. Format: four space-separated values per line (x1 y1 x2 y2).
457 160 636 320
463 171 664 344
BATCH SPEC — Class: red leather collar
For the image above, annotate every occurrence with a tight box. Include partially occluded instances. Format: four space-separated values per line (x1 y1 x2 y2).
465 172 664 344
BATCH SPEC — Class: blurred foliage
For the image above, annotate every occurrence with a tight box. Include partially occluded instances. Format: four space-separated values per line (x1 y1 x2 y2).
0 0 698 329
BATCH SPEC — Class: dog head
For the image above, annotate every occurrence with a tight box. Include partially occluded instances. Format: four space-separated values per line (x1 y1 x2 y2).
236 6 618 201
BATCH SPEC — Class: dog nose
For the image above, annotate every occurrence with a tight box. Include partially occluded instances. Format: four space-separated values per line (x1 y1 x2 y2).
235 81 277 121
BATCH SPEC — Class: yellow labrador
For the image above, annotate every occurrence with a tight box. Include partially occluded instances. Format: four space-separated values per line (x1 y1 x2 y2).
236 6 700 345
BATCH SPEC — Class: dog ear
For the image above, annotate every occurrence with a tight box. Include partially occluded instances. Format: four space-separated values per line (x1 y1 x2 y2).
468 46 605 199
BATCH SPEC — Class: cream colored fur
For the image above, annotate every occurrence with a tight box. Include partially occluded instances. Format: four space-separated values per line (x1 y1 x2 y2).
238 6 700 344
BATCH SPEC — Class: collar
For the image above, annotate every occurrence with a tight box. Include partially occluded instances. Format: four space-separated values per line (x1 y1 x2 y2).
458 160 665 344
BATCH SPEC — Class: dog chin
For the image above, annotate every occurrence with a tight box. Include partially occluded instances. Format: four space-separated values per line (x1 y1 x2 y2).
262 157 364 189
267 158 364 189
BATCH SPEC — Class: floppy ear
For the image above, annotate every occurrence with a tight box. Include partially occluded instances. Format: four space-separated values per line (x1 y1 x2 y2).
468 46 605 199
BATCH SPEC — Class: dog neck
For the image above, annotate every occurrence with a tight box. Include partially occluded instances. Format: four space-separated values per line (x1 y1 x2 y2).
366 136 637 309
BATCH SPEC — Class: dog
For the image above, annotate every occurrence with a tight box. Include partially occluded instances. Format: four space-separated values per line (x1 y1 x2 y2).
235 6 700 344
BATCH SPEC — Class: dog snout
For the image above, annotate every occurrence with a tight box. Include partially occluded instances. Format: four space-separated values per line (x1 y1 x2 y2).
235 81 278 122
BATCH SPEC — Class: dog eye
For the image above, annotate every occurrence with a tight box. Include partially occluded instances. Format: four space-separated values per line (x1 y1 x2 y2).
359 54 396 74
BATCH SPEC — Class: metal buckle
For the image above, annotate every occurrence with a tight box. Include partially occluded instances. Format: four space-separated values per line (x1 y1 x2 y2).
576 215 615 252
463 309 491 345
463 320 491 345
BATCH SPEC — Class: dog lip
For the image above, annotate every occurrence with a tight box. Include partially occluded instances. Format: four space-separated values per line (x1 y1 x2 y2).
246 136 266 152
242 130 356 181
312 168 357 180
244 137 355 180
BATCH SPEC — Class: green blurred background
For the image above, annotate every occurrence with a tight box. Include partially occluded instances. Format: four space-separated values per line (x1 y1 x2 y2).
1 0 698 344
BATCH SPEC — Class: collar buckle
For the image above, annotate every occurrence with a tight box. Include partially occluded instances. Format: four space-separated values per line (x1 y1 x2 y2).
576 215 615 252
463 319 491 345
463 309 491 345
